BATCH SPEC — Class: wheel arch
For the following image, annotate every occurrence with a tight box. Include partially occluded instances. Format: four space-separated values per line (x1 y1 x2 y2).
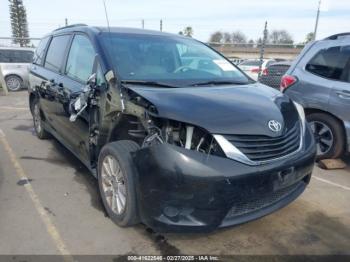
4 73 23 83
29 92 37 113
106 114 144 145
304 107 347 148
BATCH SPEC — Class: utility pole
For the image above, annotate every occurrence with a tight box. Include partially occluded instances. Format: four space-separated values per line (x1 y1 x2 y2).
258 21 268 79
313 0 321 40
160 19 163 32
142 19 144 29
65 18 68 26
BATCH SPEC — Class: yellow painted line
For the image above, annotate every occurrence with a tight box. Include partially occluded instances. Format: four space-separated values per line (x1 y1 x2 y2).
313 175 350 191
0 129 74 261
0 106 28 111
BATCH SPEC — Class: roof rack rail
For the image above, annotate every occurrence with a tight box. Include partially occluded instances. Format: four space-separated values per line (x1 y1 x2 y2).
324 32 350 40
53 24 88 32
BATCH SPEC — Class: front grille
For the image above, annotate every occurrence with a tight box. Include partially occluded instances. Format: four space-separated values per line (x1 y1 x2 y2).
225 181 305 219
225 122 301 162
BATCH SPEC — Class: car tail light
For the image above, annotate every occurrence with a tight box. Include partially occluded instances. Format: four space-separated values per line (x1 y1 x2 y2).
280 75 297 92
262 68 268 76
251 67 260 73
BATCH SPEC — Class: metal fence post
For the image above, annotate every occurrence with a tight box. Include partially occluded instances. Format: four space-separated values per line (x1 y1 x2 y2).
258 21 268 79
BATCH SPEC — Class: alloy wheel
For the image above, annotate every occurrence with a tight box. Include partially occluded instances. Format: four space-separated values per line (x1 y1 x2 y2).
6 76 21 91
101 155 127 215
309 121 334 156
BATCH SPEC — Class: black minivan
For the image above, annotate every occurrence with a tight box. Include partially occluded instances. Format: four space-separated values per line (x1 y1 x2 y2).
28 25 316 232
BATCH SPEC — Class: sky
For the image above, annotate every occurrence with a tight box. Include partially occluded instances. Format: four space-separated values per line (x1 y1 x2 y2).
1 0 350 43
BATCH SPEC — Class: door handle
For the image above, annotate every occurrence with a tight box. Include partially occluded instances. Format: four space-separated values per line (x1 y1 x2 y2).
336 91 350 99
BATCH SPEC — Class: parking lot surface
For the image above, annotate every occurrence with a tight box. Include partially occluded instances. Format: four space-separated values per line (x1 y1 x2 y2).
0 91 349 256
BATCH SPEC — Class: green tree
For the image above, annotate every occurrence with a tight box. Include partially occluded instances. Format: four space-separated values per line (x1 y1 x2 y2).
183 26 194 37
231 31 247 44
268 30 294 45
9 0 30 47
304 32 315 44
223 32 232 43
209 31 223 43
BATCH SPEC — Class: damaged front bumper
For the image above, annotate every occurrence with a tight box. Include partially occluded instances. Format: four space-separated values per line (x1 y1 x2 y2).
133 129 316 233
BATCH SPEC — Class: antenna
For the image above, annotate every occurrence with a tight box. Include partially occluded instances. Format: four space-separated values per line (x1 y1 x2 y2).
102 0 111 33
102 0 125 111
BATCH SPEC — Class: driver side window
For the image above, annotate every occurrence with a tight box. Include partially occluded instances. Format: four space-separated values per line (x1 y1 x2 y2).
66 35 95 83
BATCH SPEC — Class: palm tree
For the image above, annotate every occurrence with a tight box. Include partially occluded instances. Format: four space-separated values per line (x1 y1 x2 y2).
183 26 194 38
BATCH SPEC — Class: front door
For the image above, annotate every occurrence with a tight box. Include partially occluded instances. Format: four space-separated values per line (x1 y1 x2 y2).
53 34 97 164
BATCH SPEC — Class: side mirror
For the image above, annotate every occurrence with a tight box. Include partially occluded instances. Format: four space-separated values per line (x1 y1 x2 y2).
69 73 97 122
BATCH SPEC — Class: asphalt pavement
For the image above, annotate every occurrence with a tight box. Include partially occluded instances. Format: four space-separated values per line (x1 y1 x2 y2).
0 91 349 258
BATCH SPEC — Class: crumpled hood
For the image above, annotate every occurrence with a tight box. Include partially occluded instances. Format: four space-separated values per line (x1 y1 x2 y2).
127 83 299 136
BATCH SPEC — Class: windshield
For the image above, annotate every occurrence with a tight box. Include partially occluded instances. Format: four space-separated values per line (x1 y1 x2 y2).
101 33 249 86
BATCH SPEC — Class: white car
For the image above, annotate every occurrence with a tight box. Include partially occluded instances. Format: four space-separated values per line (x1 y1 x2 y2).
239 59 276 80
0 47 34 91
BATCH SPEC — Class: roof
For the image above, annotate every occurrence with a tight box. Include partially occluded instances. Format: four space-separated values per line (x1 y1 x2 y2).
324 32 350 40
52 24 183 38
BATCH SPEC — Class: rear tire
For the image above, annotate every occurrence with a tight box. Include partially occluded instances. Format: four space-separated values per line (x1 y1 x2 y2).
5 75 23 92
98 140 140 227
307 113 345 160
32 99 50 139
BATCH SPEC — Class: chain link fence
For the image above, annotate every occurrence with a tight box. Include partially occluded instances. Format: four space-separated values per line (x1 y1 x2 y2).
207 42 304 89
0 37 41 48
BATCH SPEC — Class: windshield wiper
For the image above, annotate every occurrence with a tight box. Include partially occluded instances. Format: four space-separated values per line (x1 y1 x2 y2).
190 80 248 86
121 80 179 88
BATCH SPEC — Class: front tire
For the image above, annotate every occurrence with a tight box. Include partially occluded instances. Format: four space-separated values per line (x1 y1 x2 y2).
5 75 23 92
32 99 50 139
98 140 140 227
307 113 345 160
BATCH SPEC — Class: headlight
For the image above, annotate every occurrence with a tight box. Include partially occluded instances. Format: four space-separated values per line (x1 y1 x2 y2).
142 118 225 157
293 101 306 135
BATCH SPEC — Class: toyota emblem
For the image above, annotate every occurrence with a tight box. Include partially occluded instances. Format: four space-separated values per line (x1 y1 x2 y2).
268 120 282 132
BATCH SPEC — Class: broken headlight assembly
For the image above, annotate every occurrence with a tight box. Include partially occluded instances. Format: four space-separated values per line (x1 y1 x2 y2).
142 118 225 157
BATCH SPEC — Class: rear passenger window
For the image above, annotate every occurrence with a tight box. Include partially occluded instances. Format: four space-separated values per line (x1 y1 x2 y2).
0 49 33 63
44 35 70 72
65 35 95 83
306 46 350 82
33 36 50 65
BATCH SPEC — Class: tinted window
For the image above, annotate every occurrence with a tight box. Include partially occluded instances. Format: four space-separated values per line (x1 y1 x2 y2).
65 35 95 82
33 36 50 65
240 60 262 66
306 46 350 81
45 35 70 72
0 49 34 63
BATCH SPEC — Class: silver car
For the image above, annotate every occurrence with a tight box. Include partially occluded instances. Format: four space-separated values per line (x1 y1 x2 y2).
282 33 350 160
0 47 34 91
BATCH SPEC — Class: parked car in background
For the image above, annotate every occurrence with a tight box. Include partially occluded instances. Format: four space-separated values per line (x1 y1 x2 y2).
229 57 245 65
0 47 34 91
239 59 276 80
282 33 350 160
259 61 292 89
29 25 315 232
